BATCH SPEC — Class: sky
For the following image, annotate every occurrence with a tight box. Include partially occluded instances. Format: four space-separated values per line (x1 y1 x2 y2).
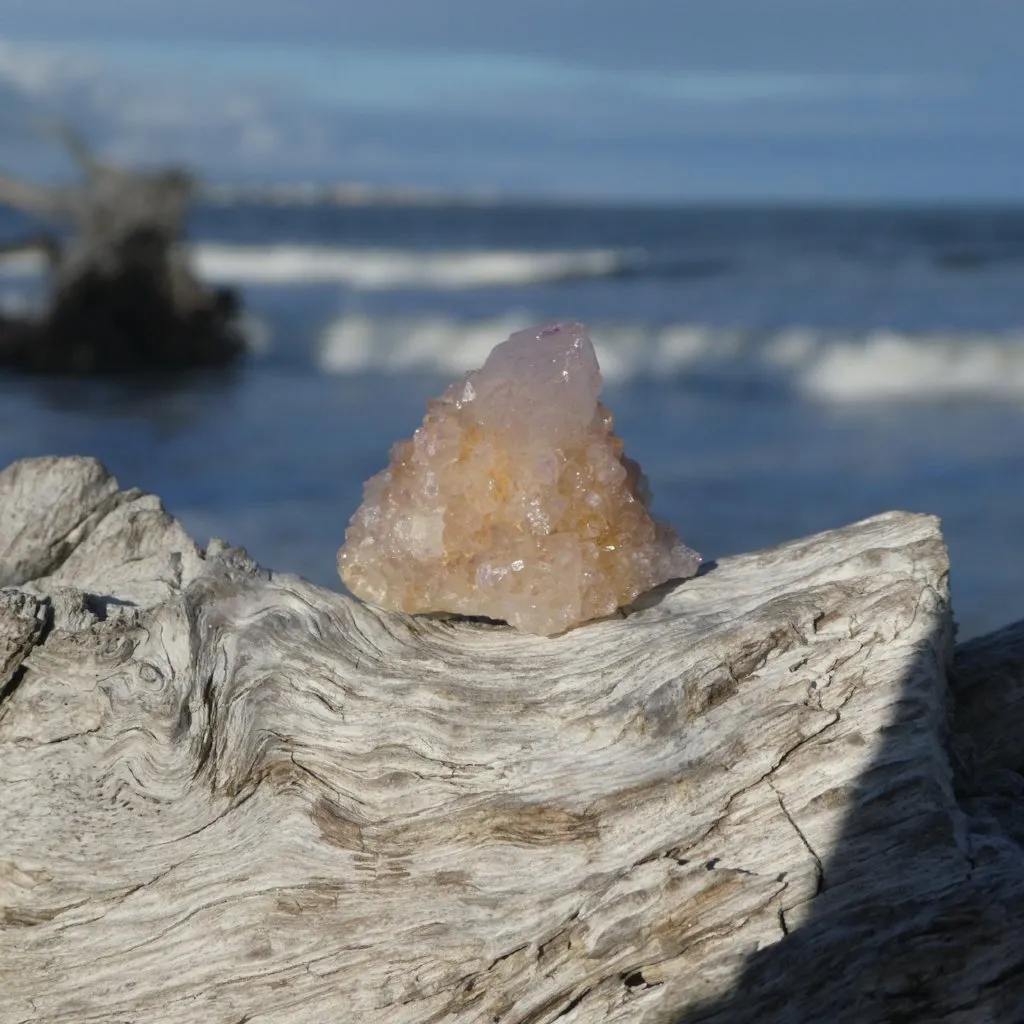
1 1 1022 202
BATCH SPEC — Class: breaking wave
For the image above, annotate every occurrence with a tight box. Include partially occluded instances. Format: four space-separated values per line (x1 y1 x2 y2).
190 244 637 289
317 314 1024 402
0 243 637 290
0 251 47 277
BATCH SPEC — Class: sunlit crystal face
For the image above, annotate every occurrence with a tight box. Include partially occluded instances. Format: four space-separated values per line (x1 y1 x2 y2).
338 322 700 635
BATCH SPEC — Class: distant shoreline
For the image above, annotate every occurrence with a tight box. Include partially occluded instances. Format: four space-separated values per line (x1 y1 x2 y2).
197 182 1024 214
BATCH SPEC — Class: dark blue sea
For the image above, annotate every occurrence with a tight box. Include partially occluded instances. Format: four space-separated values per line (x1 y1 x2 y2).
2 198 1023 639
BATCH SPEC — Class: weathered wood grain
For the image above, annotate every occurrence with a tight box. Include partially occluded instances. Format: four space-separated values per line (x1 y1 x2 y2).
0 456 1022 1023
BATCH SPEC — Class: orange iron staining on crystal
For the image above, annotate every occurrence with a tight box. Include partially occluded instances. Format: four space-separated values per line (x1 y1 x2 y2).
337 322 700 635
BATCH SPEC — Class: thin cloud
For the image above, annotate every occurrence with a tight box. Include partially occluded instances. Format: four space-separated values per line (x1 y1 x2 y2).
0 36 1011 200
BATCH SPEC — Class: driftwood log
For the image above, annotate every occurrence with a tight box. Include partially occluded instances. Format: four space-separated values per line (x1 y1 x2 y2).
0 128 243 375
2 455 1023 1023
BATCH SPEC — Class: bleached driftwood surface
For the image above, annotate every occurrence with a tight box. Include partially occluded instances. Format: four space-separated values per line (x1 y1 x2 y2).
2 455 1024 1024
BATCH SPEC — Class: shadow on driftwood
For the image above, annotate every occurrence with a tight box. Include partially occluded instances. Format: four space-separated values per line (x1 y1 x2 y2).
672 602 1024 1022
626 560 720 617
0 126 244 376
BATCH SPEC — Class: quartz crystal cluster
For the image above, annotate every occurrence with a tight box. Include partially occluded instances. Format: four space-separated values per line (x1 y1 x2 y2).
338 323 700 635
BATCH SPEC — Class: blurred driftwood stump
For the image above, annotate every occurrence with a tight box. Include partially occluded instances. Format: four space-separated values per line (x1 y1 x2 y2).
2 455 1024 1023
0 128 243 374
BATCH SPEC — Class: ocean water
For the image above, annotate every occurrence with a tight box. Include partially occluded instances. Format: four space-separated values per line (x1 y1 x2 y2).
2 199 1023 640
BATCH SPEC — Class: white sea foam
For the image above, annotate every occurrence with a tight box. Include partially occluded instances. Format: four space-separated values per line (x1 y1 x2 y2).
318 314 1024 402
190 244 633 289
0 251 47 277
319 314 537 375
0 242 633 290
797 330 1024 400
